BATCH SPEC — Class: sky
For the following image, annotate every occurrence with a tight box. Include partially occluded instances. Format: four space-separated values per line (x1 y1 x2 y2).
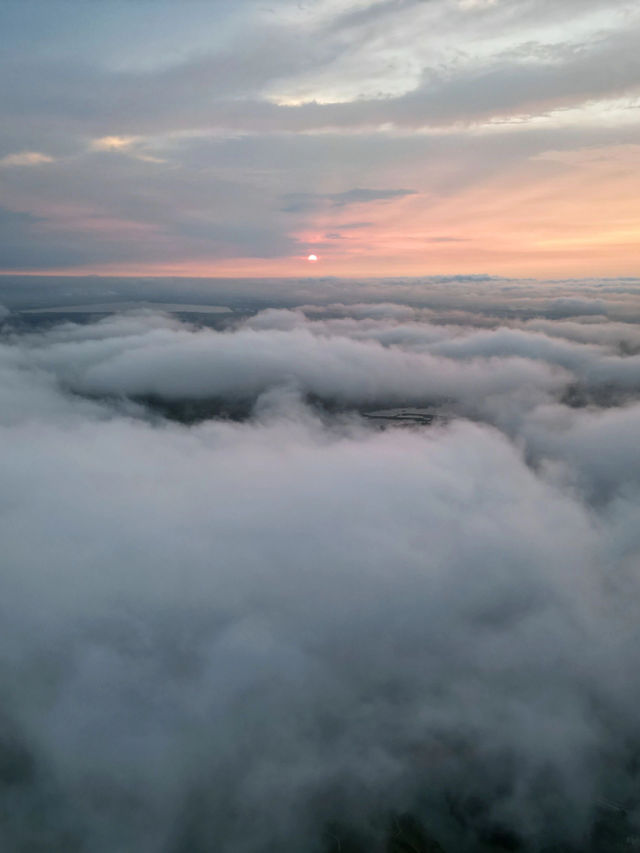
0 0 639 278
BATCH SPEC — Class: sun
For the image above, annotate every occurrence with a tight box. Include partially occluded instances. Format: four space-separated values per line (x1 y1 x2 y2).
307 254 318 262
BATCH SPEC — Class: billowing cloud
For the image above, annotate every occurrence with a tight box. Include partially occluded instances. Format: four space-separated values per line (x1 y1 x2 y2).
11 310 569 414
1 277 640 850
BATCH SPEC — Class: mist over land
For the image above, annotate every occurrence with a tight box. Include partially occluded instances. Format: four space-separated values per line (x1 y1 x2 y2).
1 275 640 851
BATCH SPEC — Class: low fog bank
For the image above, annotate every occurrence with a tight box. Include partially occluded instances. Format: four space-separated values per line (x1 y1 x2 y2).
1 281 640 852
2 274 640 321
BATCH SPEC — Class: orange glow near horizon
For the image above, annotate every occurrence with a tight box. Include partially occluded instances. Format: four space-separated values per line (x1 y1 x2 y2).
3 143 639 280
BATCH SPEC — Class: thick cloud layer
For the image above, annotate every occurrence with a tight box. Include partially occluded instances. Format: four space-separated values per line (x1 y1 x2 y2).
1 282 640 851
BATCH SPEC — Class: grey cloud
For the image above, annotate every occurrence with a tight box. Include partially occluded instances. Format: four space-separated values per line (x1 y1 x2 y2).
259 31 640 133
281 187 416 211
0 206 153 270
0 20 342 128
0 150 303 265
326 0 430 32
3 6 637 143
171 122 640 193
329 187 417 205
0 207 42 229
328 0 616 36
334 221 374 229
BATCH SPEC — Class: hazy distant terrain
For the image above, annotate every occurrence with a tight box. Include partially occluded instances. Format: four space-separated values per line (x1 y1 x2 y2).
1 276 640 851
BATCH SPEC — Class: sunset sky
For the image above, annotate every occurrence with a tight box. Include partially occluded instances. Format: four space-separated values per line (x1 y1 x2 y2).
1 0 639 278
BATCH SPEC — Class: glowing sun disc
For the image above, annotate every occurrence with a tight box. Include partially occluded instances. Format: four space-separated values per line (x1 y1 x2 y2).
307 254 318 262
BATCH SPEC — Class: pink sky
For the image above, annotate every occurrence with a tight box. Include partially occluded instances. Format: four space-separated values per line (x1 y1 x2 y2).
1 0 639 279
